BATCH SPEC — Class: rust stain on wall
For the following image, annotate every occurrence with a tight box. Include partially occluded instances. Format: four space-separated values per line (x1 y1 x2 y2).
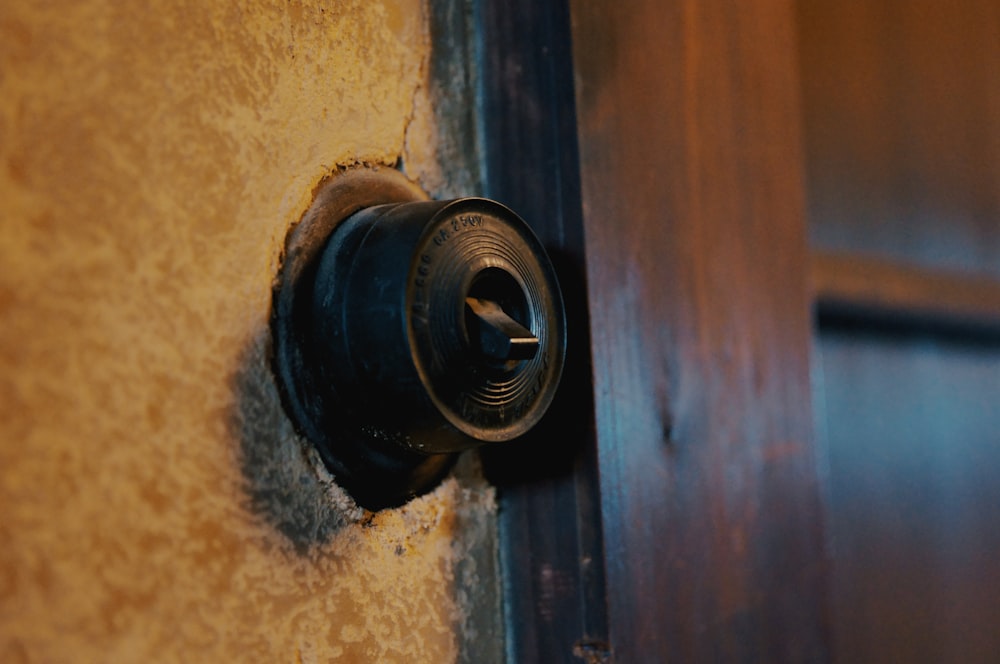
0 1 497 661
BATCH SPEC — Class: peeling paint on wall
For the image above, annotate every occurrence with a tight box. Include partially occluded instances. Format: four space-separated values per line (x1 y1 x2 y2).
0 1 499 661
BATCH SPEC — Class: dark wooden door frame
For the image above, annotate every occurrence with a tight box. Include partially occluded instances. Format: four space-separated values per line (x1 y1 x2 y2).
476 1 610 660
477 1 830 661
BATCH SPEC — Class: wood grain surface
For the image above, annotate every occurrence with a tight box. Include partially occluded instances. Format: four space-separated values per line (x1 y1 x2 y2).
569 1 830 661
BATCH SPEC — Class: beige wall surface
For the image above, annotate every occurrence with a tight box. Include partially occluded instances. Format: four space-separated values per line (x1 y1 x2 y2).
0 1 496 662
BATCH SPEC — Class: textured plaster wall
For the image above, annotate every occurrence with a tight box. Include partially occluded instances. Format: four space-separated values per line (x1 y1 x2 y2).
0 1 497 662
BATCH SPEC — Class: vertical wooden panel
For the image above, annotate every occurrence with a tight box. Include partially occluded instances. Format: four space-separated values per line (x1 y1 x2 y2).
569 1 829 661
476 1 610 661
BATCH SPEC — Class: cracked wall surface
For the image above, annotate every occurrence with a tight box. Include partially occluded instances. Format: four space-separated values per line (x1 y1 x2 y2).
0 1 498 662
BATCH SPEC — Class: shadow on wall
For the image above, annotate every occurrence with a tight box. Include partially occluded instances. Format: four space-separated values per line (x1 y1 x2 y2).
229 328 364 552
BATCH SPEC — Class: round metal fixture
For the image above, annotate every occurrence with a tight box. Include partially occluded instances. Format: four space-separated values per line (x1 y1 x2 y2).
272 167 565 510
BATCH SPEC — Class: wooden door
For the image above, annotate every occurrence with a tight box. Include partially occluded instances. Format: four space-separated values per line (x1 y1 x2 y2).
476 1 829 661
476 0 998 662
